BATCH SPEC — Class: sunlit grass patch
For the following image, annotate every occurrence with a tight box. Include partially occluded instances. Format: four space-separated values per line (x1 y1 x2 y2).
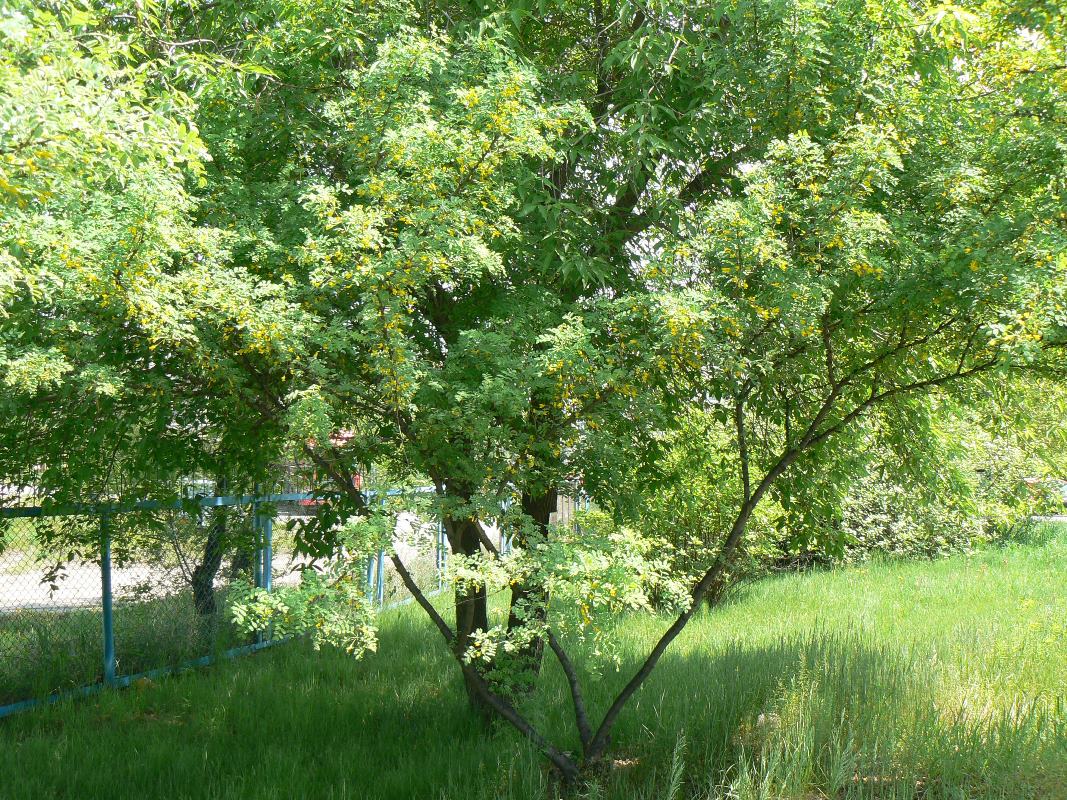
3 524 1065 799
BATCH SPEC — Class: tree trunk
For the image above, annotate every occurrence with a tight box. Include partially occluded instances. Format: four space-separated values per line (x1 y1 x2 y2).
446 514 492 714
505 487 557 679
191 505 227 617
229 546 252 580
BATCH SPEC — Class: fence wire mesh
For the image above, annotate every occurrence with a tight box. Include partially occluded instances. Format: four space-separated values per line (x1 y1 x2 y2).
0 514 103 706
106 505 265 686
0 490 449 714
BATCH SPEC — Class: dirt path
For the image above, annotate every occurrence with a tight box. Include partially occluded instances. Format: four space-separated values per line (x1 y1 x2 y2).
0 553 309 613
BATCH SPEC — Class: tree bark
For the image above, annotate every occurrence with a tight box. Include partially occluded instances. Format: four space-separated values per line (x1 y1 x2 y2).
505 487 557 678
191 505 227 616
446 513 492 713
229 545 252 580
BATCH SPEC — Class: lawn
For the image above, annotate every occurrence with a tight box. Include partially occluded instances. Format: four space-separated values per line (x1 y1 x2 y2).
2 524 1065 800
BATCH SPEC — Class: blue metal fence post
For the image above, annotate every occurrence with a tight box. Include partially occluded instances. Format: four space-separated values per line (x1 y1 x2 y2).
364 555 376 602
100 514 116 686
260 510 273 642
261 514 273 592
375 548 385 606
251 500 264 644
377 492 388 606
251 507 263 590
363 490 377 603
0 489 350 720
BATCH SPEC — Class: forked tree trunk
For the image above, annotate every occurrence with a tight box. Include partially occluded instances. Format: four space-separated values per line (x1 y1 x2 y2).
229 546 252 579
191 505 227 616
191 476 228 618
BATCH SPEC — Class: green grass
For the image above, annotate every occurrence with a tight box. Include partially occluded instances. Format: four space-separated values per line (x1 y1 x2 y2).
2 524 1065 800
0 591 253 705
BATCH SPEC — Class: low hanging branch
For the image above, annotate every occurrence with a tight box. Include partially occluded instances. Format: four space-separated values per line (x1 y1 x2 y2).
385 344 1012 773
547 629 594 753
388 550 581 779
582 350 1006 762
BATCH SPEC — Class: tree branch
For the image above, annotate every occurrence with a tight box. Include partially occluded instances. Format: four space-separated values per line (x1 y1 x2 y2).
389 549 579 779
547 629 594 752
585 346 998 760
804 357 999 452
734 396 751 502
620 147 750 245
390 551 454 643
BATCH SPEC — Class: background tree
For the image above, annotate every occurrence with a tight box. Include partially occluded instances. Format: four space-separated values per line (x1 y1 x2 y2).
0 3 280 617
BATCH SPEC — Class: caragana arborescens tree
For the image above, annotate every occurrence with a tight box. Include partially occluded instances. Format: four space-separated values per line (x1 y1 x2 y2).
0 3 283 499
198 0 1065 779
0 4 205 500
145 3 603 707
4 0 1065 783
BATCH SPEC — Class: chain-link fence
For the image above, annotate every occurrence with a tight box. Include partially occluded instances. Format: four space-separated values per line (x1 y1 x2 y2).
0 490 450 717
365 509 448 607
0 512 104 707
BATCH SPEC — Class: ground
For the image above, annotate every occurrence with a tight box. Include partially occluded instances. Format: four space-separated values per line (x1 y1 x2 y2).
0 508 449 706
2 523 1065 800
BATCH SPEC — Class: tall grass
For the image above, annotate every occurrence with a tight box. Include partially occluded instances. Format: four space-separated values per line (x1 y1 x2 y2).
1 591 251 705
2 524 1065 799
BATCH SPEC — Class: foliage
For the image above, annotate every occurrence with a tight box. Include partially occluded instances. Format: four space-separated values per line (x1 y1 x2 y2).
835 473 984 560
232 569 379 658
230 492 403 654
654 397 1066 568
607 411 784 586
787 399 1063 562
463 509 692 675
0 2 279 509
3 0 1066 780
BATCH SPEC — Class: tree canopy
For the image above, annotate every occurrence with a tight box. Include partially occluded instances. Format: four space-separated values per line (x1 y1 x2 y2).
2 0 1065 780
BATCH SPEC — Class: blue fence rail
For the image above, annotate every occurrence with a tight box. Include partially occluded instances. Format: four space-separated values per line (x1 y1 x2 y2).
0 490 449 719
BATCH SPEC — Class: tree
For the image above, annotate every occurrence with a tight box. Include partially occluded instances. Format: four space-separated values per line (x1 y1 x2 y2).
0 3 278 615
5 0 1065 783
0 2 267 501
211 0 1064 780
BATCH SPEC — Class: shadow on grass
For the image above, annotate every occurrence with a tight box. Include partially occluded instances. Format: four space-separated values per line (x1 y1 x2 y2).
3 610 1065 800
1 592 251 706
561 628 1066 799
